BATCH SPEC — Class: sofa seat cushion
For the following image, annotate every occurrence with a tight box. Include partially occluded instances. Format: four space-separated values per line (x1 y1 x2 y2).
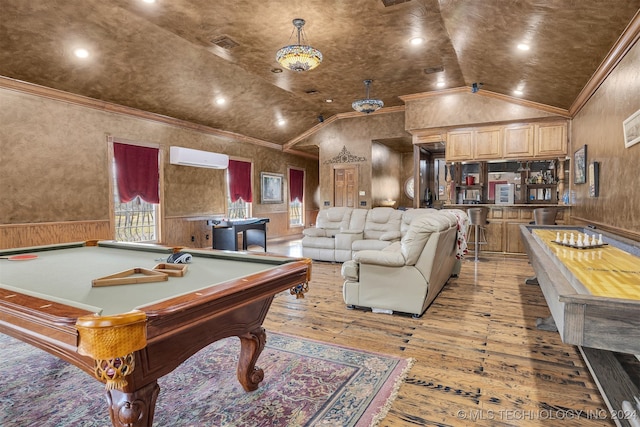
352 239 392 252
301 235 336 250
302 228 327 238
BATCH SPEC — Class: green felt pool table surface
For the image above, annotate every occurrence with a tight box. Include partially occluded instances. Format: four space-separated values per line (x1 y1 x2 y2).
0 241 293 315
0 240 311 427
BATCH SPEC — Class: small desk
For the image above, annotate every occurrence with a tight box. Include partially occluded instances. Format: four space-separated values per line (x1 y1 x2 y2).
520 225 640 427
0 241 311 427
209 218 270 251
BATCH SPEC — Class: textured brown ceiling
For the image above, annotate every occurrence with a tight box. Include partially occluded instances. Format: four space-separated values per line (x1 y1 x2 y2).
0 1 638 147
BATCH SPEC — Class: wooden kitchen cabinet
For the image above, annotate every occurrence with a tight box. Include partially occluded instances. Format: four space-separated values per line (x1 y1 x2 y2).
445 129 473 161
503 124 535 158
474 126 503 159
535 121 567 157
445 120 567 162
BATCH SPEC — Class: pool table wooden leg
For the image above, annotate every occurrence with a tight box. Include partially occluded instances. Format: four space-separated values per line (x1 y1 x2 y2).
105 381 160 427
237 327 267 391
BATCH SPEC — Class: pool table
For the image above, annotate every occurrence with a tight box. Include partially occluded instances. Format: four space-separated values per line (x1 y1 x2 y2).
0 240 311 427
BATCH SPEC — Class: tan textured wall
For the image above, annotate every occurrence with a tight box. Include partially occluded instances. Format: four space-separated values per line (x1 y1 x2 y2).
571 40 640 234
298 112 409 208
0 88 318 244
404 91 559 131
371 142 401 206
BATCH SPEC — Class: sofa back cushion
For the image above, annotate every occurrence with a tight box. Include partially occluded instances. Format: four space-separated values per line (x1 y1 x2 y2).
345 209 368 232
316 207 353 237
363 207 403 240
401 213 454 265
400 208 439 237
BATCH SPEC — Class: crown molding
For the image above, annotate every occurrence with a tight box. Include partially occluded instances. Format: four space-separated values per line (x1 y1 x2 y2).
282 147 319 160
398 87 468 101
401 86 570 118
284 105 405 150
0 76 284 151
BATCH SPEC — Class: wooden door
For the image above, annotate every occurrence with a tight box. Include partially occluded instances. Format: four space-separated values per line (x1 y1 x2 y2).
334 166 357 207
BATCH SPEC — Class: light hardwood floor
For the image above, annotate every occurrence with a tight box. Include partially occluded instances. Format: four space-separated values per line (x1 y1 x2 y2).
261 238 614 426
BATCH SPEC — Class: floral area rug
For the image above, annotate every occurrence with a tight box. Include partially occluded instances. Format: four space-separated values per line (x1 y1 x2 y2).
0 332 413 426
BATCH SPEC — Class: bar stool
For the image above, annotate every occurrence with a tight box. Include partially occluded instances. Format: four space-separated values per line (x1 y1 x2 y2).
467 207 488 262
533 207 558 225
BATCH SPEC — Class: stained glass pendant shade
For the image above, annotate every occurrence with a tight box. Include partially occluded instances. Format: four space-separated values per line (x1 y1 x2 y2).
352 79 384 114
276 19 322 72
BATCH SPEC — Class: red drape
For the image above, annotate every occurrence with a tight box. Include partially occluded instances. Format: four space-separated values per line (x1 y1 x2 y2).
113 143 160 203
228 159 252 202
289 168 304 202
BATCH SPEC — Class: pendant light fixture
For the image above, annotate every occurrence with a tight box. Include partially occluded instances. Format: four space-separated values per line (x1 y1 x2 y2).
276 19 322 72
352 79 384 114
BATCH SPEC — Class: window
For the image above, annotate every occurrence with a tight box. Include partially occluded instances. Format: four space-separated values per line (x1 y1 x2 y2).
288 167 304 227
227 159 253 219
111 141 160 242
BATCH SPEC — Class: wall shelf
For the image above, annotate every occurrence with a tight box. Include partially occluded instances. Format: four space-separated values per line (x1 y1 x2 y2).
524 184 557 204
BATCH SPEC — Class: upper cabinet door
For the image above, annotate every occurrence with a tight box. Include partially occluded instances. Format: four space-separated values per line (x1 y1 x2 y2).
503 124 534 158
445 129 473 161
535 122 568 157
474 126 503 159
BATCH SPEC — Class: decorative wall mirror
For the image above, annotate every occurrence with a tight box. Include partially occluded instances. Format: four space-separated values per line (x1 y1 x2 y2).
404 177 414 199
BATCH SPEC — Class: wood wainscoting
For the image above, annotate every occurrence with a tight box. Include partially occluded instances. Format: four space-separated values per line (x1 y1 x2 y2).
0 211 318 250
164 211 316 249
0 220 111 249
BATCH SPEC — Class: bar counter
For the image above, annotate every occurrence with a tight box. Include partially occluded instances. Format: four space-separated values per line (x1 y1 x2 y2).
443 204 571 254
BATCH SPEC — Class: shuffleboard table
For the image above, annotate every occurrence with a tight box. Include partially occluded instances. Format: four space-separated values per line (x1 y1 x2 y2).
520 225 640 427
0 240 311 427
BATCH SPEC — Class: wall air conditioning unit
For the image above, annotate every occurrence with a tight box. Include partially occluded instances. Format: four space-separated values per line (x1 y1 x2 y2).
170 146 229 169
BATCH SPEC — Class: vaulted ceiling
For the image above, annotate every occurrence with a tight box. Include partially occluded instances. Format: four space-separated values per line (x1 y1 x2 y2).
1 1 638 150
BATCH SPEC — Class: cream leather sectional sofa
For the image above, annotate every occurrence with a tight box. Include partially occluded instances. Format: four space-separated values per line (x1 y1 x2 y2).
302 206 469 317
342 213 462 318
301 207 404 262
302 207 467 263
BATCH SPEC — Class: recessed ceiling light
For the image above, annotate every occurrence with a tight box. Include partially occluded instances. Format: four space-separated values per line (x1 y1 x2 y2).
517 43 530 51
410 37 424 46
325 99 333 103
271 68 283 73
215 97 226 105
277 119 286 126
513 89 524 96
436 81 446 88
74 48 89 58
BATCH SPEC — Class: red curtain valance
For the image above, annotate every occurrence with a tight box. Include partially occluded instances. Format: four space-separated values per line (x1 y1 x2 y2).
113 143 160 203
228 159 252 202
289 168 304 202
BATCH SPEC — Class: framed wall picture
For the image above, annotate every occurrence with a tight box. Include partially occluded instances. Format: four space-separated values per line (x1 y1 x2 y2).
495 183 515 205
574 144 587 184
589 161 599 197
261 172 283 204
623 108 640 148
